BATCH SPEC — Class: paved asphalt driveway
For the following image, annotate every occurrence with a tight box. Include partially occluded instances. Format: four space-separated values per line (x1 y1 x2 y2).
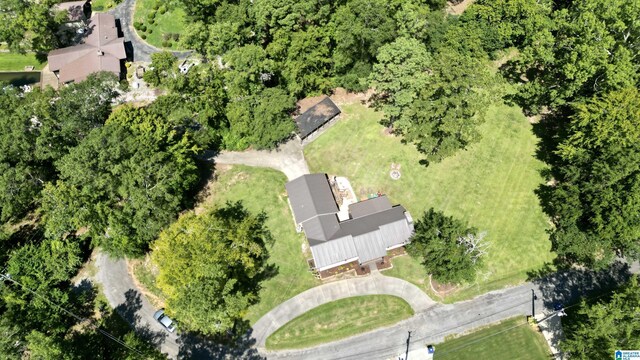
206 139 310 181
108 0 191 62
95 253 180 358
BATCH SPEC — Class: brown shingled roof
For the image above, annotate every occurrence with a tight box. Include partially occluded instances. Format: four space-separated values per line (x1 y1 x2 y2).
47 13 126 83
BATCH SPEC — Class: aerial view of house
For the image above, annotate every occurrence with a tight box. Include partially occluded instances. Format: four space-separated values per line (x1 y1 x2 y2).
286 173 413 274
47 13 125 85
0 0 638 359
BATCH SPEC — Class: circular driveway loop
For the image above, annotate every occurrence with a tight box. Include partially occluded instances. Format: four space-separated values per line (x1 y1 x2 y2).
251 271 436 348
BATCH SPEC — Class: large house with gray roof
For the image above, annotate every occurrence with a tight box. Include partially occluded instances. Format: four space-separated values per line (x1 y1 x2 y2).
286 173 414 273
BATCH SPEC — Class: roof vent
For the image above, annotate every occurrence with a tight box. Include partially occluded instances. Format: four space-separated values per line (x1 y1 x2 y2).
97 50 104 56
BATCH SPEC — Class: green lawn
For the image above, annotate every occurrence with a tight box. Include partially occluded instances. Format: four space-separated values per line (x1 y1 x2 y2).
433 317 550 360
206 166 319 324
266 295 414 350
0 53 44 71
305 102 553 301
134 0 187 50
90 0 118 12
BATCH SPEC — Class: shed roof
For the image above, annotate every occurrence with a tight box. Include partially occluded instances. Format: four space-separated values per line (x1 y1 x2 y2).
295 97 341 139
48 13 126 83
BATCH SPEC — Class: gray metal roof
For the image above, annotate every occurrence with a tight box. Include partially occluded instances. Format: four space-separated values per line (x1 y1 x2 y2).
286 174 414 270
349 196 392 219
285 174 339 224
304 214 340 244
295 97 341 139
310 236 358 269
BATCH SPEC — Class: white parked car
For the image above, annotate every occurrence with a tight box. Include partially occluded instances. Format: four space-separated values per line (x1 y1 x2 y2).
153 309 176 333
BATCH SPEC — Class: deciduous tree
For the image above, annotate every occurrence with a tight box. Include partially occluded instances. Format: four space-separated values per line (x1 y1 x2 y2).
547 87 640 266
406 208 486 284
561 276 640 359
152 202 274 336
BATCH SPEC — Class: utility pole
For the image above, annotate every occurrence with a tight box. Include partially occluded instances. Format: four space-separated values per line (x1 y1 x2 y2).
531 289 538 317
404 331 412 359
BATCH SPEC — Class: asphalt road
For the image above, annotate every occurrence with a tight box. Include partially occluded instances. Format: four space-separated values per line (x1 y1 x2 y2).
108 0 191 62
96 246 635 360
261 261 634 360
95 252 180 358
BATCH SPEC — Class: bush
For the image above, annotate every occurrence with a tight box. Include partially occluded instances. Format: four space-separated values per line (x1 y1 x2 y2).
158 5 167 14
141 34 147 40
147 29 153 34
166 42 173 48
140 24 147 32
152 2 160 10
172 33 180 41
133 21 141 30
162 41 170 48
147 12 156 21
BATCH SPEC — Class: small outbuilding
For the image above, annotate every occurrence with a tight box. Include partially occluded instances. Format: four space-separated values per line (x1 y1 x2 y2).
295 97 341 145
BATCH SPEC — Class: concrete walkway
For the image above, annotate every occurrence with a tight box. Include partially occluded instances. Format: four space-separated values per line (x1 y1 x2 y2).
536 312 566 359
206 139 310 181
252 271 436 347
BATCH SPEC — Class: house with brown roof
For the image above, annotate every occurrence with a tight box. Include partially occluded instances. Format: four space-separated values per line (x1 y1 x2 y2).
286 174 414 276
47 13 126 85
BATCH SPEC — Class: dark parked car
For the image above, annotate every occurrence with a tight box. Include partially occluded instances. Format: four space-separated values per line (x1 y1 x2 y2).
153 309 176 333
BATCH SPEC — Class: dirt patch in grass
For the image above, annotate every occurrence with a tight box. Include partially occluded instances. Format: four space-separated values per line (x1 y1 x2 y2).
127 257 165 308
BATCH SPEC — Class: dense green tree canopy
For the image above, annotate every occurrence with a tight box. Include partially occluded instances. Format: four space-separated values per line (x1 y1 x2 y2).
547 87 640 266
152 202 273 336
370 37 492 164
519 0 640 110
0 73 118 222
407 209 486 284
42 106 199 256
0 0 63 53
561 276 640 359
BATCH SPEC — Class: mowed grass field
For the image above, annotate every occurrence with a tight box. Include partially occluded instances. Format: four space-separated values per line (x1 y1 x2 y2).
305 102 553 301
134 0 187 50
204 165 319 324
0 53 44 71
433 317 550 360
266 295 414 350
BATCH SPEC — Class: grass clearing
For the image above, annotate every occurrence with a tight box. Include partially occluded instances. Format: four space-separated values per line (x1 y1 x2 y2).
305 102 553 301
90 0 118 12
0 53 44 71
266 295 413 350
203 165 319 324
134 0 187 50
433 317 550 359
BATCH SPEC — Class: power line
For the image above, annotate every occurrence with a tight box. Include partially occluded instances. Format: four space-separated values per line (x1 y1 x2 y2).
329 284 627 360
0 273 146 357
